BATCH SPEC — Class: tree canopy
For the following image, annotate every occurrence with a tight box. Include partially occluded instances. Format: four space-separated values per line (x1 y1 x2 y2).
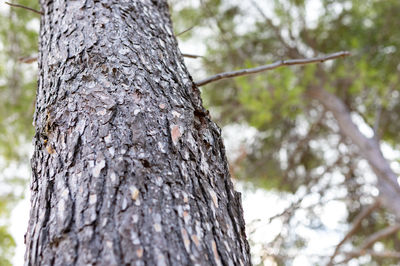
172 0 400 264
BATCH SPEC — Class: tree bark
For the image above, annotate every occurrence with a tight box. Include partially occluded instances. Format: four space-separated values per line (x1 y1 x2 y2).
25 1 250 265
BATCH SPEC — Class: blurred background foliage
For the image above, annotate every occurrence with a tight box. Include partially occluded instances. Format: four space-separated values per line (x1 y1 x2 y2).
1 0 400 265
171 0 400 265
0 0 39 264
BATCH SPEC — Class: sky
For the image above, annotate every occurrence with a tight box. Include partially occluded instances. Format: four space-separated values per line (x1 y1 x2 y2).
10 190 29 265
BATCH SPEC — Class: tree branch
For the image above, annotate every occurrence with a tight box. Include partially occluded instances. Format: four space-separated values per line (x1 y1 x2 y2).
280 112 326 189
5 2 43 15
360 224 400 250
182 53 203 59
307 88 400 220
373 103 382 141
176 26 194 37
327 200 381 266
336 224 400 264
19 56 38 64
267 156 345 224
195 51 350 87
341 250 400 261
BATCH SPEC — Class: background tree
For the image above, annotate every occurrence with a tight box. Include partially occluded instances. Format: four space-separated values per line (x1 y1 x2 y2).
171 0 400 264
0 0 39 264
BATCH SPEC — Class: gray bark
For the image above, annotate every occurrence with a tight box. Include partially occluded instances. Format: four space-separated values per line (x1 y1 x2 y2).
25 1 250 265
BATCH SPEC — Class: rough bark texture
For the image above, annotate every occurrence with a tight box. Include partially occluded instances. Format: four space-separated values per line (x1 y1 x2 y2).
25 1 251 265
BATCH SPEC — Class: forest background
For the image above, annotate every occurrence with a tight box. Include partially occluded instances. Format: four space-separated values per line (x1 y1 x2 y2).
1 0 400 265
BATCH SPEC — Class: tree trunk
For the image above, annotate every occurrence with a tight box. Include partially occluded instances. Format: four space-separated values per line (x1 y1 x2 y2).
25 1 250 265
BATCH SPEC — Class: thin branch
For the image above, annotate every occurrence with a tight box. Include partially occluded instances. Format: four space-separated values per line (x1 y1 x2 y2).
19 56 37 64
308 87 400 197
267 156 345 224
182 53 203 59
327 200 381 266
335 224 400 265
341 250 400 260
279 111 326 189
195 51 351 87
5 2 43 15
266 196 303 224
373 103 382 141
360 224 400 250
176 26 194 37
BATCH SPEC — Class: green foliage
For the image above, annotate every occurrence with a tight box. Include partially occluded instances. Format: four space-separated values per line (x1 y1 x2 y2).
0 0 40 263
172 0 400 264
0 226 15 266
0 0 38 160
236 66 303 132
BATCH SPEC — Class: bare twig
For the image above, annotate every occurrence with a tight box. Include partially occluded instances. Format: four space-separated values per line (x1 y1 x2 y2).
176 26 194 37
182 53 203 59
327 200 381 266
5 2 43 15
267 156 345 224
19 56 38 64
360 224 400 250
195 51 351 87
335 224 400 265
279 111 326 189
341 250 400 260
